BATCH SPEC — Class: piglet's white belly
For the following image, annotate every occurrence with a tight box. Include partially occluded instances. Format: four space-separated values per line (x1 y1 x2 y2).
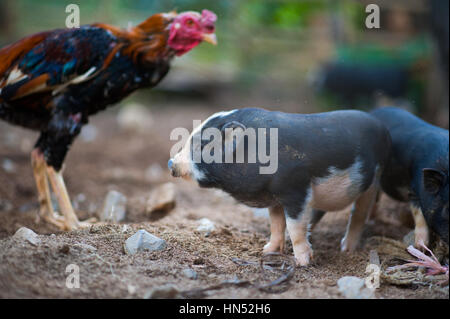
310 161 365 212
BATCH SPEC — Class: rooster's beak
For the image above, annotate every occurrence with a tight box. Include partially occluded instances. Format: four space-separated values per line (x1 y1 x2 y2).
202 33 217 45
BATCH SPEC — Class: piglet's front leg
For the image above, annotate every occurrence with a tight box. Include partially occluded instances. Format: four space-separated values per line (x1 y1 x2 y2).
263 205 286 254
285 206 314 266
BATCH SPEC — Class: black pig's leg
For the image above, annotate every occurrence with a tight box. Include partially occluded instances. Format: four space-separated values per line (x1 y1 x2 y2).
341 183 378 252
410 204 429 247
263 205 286 254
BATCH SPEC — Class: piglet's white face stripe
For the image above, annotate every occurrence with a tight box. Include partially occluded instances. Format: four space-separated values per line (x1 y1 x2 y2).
171 109 238 181
180 110 236 181
176 110 237 160
211 109 237 119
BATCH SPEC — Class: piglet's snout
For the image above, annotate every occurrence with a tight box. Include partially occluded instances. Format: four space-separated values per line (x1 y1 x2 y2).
168 158 179 177
168 155 189 178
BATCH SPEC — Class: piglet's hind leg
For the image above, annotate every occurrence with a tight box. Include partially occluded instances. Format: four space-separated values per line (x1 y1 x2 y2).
341 184 378 252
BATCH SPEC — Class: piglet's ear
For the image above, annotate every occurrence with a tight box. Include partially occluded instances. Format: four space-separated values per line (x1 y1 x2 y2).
422 168 446 194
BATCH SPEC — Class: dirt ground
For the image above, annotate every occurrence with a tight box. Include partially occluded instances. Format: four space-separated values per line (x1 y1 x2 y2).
0 105 448 299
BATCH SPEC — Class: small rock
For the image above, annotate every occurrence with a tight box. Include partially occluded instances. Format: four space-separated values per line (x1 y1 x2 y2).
144 285 180 299
196 218 216 234
337 276 374 299
124 229 167 255
127 284 137 295
100 190 127 222
182 268 198 280
146 183 176 216
117 103 153 133
2 158 16 173
12 227 40 246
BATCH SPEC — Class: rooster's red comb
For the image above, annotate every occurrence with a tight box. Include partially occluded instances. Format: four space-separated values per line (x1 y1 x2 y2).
201 10 217 25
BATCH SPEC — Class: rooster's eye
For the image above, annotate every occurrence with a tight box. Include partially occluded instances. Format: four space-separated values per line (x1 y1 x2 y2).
185 19 194 27
205 25 214 32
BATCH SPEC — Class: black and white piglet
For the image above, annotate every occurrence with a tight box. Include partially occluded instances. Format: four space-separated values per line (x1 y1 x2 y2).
169 108 391 266
371 107 449 246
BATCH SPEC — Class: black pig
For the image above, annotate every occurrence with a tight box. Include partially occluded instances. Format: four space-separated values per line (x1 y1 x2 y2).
371 107 449 245
169 108 391 266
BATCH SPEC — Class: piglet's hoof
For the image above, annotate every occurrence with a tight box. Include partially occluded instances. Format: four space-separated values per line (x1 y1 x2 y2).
294 246 313 266
340 237 358 253
263 241 285 254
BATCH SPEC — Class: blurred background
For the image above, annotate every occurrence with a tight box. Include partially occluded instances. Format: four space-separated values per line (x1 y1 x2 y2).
0 1 448 299
0 0 448 127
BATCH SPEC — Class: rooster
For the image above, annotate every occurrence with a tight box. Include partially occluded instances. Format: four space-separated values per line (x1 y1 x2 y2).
0 10 217 230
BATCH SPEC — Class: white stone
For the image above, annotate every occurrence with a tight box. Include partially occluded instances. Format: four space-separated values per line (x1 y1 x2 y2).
337 276 374 299
13 227 40 246
127 284 137 295
100 190 127 222
124 229 167 255
146 183 176 215
196 218 216 233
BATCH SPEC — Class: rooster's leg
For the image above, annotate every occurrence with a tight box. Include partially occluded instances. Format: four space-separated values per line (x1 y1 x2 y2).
45 166 96 230
46 166 81 231
31 149 65 229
